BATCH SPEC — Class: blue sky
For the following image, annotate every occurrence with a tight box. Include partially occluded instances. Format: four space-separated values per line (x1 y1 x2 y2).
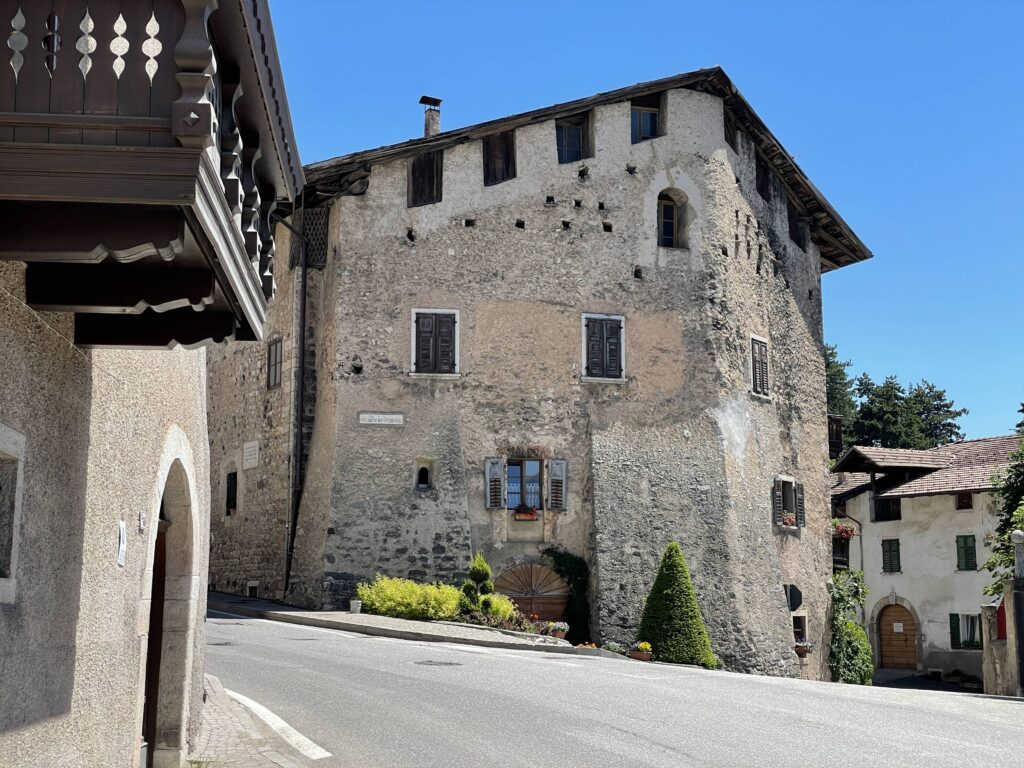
271 1 1023 439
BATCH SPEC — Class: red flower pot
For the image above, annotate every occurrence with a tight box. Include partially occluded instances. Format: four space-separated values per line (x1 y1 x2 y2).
629 650 653 662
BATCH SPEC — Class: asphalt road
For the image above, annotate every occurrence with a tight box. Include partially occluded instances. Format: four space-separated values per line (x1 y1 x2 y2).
205 613 1024 768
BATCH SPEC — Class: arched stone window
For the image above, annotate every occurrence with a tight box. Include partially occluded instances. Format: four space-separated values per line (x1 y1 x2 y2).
657 189 688 248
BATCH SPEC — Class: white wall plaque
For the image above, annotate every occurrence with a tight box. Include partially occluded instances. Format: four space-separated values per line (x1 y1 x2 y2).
243 441 259 469
117 520 127 567
358 412 405 427
893 622 904 634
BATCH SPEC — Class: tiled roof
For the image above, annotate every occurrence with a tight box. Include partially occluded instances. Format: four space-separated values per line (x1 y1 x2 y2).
832 445 952 473
876 435 1023 498
830 472 873 500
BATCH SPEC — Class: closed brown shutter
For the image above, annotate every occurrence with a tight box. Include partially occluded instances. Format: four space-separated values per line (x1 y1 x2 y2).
409 150 443 207
604 320 622 378
585 319 605 377
795 483 806 527
483 130 516 186
436 314 456 374
772 479 784 525
414 314 435 373
751 339 770 395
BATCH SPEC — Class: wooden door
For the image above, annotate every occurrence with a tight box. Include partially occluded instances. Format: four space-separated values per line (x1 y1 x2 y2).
878 604 918 668
494 565 569 622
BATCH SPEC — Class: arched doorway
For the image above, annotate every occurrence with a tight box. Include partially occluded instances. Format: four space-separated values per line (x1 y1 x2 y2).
878 603 919 668
495 564 569 622
141 459 196 768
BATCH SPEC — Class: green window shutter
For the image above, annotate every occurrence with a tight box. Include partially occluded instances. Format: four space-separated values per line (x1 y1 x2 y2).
956 535 977 571
882 539 901 572
949 613 961 649
965 535 976 571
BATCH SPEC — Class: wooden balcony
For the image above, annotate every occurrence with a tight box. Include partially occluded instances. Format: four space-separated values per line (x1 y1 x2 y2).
0 0 301 348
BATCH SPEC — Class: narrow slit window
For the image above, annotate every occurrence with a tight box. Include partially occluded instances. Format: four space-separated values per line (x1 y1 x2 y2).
657 190 687 248
226 471 237 517
267 338 283 389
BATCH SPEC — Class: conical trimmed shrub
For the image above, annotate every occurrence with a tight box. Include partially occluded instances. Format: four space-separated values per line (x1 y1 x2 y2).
637 542 716 667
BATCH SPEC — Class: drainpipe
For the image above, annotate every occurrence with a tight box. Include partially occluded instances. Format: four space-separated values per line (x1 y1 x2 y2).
270 196 308 595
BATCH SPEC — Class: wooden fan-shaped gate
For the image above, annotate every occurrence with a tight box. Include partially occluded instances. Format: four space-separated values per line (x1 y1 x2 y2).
494 564 570 622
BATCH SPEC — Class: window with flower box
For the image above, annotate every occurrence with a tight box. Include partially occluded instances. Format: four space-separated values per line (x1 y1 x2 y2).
485 457 567 517
772 476 805 529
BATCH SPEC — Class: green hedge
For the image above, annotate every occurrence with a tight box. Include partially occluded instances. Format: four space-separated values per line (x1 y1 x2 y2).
356 576 462 621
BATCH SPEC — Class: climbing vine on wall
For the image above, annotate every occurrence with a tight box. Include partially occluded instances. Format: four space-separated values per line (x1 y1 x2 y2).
541 546 591 644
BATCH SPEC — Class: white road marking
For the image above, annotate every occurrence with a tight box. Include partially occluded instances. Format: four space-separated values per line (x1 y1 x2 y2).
610 672 667 680
224 688 332 760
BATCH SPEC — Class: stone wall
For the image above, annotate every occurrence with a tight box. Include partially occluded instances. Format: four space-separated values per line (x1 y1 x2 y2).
206 223 301 600
0 262 211 767
982 582 1018 696
285 86 833 677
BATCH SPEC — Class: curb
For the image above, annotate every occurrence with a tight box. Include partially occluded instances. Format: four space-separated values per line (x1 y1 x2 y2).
209 600 627 659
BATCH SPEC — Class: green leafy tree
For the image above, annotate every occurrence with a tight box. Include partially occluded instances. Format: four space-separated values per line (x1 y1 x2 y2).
637 542 716 667
983 438 1024 595
851 375 924 449
907 380 967 446
1015 402 1024 435
828 570 873 685
825 344 857 423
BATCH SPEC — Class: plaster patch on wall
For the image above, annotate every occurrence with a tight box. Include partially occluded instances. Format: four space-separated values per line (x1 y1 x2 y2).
711 394 752 476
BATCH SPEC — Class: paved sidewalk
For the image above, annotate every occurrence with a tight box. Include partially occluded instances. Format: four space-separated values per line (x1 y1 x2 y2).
189 675 310 768
206 591 608 656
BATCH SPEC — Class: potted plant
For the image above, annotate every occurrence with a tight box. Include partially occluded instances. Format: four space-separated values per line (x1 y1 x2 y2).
548 621 569 639
832 519 857 539
601 641 626 655
794 640 814 658
781 512 797 528
629 641 653 661
349 598 362 614
513 504 539 521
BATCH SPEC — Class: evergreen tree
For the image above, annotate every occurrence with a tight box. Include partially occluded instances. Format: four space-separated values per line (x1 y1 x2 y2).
908 380 967 446
983 438 1024 595
637 542 716 667
1016 403 1024 435
850 375 925 449
825 344 856 422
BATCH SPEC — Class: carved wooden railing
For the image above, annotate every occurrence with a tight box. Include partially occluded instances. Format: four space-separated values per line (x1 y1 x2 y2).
1 0 277 300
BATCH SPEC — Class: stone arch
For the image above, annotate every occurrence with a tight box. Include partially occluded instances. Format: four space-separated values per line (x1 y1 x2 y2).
495 563 569 622
137 426 201 768
868 594 923 670
641 168 702 265
657 187 690 249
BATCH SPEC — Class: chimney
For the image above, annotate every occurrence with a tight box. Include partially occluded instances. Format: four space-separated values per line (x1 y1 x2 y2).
419 95 442 137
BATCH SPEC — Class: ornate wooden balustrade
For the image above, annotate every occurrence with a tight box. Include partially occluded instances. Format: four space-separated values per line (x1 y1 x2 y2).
0 0 301 347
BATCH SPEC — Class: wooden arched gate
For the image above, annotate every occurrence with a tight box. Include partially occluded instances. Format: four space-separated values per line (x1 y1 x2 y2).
494 564 569 622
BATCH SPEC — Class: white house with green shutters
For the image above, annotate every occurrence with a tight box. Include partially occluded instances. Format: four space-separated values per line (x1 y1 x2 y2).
830 435 1020 685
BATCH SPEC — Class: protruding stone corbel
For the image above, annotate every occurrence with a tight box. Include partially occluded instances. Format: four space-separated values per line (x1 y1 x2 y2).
241 145 264 266
172 0 219 149
220 80 244 220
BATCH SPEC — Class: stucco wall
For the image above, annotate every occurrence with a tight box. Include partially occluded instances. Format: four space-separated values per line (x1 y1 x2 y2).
281 86 831 677
0 263 211 767
847 489 996 678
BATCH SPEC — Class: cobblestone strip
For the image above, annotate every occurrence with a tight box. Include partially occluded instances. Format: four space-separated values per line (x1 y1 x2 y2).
189 675 310 768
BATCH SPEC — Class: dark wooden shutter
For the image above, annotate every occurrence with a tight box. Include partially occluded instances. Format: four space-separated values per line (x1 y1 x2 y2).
795 483 806 527
483 130 516 186
585 319 605 377
949 613 961 649
751 340 763 394
772 479 784 525
501 130 516 181
760 342 770 396
409 151 443 206
604 319 622 378
546 459 567 511
415 313 435 373
436 314 456 374
485 457 506 509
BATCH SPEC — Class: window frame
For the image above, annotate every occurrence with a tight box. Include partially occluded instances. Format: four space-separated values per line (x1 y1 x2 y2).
955 492 974 510
772 475 805 528
951 613 982 650
581 313 626 382
0 423 25 604
555 112 592 164
506 458 544 512
657 192 686 249
756 155 773 201
266 337 283 390
750 335 770 398
410 308 460 377
630 93 663 144
881 538 901 573
787 197 807 251
873 495 902 522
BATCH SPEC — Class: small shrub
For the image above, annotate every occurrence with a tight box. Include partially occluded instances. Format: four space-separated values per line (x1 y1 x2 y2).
601 641 626 654
637 542 716 668
355 576 461 621
479 579 495 595
480 592 518 621
468 552 492 583
828 570 874 685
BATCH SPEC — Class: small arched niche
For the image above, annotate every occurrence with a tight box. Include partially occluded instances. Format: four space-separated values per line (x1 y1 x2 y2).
657 188 689 249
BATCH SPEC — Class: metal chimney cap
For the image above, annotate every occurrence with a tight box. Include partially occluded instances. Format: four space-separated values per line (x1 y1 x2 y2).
419 95 442 108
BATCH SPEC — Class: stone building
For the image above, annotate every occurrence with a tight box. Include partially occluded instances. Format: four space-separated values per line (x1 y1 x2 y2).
207 67 871 678
832 436 1020 685
0 1 300 766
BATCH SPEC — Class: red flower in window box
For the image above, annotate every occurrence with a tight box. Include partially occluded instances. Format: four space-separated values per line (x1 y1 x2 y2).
512 504 539 521
832 521 857 539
